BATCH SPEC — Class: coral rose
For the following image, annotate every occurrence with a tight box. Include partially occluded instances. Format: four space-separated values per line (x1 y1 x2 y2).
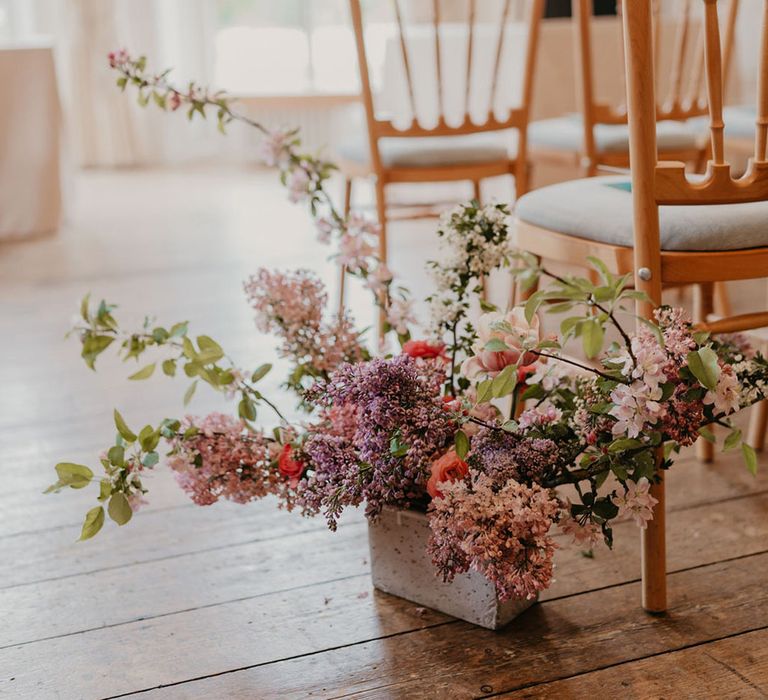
461 307 541 380
402 339 446 360
278 444 304 487
427 449 469 499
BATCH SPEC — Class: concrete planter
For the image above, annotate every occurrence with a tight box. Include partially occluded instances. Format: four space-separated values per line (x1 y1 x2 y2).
368 506 536 630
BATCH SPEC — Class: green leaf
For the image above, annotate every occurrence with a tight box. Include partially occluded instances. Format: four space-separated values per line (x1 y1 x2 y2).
475 379 494 404
128 363 156 381
114 409 137 442
54 462 93 489
698 426 716 443
686 346 720 391
238 397 257 422
723 428 742 452
251 363 272 383
162 359 177 377
107 445 125 467
138 425 160 452
525 290 545 324
484 338 509 352
80 293 91 322
608 438 644 453
98 479 112 501
183 380 198 406
582 318 605 359
586 256 613 285
742 442 758 476
108 493 133 526
491 364 518 398
196 335 224 363
79 506 105 541
142 451 160 468
170 321 188 338
454 430 470 460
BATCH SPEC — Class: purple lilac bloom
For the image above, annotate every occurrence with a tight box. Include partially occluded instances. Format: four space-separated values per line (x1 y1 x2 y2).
298 355 455 528
470 427 559 485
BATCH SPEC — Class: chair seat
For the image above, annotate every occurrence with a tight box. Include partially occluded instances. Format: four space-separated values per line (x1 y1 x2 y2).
516 175 768 252
337 131 515 169
528 115 701 155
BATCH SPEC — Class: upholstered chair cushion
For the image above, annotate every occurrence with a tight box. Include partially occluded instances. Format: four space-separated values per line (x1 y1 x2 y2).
337 131 514 168
528 114 701 154
516 175 768 251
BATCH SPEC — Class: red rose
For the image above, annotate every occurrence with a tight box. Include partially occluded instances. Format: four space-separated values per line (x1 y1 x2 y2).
402 339 446 360
427 449 469 499
278 444 304 486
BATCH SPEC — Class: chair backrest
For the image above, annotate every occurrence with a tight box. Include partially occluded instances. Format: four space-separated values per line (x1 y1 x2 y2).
575 0 739 168
349 0 544 169
623 0 768 316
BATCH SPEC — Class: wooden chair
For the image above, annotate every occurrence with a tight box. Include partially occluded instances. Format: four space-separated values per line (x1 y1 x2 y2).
528 0 739 178
340 0 544 307
515 0 768 612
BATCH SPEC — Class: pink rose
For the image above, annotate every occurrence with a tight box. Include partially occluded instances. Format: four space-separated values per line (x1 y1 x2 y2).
427 450 469 499
461 308 541 380
278 444 304 487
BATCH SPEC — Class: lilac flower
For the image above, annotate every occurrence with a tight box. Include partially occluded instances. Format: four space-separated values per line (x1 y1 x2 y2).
470 428 559 485
428 473 560 600
299 355 455 527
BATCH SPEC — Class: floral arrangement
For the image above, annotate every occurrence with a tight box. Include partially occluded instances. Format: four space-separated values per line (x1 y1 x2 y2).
48 52 768 603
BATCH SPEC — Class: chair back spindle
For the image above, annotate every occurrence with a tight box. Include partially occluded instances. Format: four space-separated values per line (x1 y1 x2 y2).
350 0 543 139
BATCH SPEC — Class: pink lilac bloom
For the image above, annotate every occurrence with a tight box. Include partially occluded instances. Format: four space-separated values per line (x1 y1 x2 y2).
299 355 455 528
704 364 741 415
287 166 310 203
655 307 696 360
259 128 292 167
315 217 334 244
660 382 705 446
338 232 376 273
107 49 130 69
386 298 416 336
715 332 756 360
244 269 365 374
611 477 659 528
518 403 562 430
167 413 293 507
428 473 560 600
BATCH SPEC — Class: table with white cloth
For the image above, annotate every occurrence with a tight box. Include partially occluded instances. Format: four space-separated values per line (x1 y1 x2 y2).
0 42 62 240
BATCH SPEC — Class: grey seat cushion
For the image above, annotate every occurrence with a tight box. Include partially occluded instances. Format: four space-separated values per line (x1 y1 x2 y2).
337 131 514 168
529 114 701 154
516 175 768 252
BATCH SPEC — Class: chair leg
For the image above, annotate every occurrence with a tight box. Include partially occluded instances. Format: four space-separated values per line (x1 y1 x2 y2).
472 179 482 204
713 281 732 318
374 176 388 345
748 399 768 452
337 177 353 316
641 465 667 613
694 282 715 463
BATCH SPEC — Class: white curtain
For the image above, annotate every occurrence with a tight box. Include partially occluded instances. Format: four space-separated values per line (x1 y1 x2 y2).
58 0 219 166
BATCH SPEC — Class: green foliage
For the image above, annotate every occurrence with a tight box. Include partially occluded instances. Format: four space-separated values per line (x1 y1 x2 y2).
687 346 720 391
79 506 105 540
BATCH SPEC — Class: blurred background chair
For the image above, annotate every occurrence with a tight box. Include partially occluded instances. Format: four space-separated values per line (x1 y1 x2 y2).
338 0 545 306
528 0 739 178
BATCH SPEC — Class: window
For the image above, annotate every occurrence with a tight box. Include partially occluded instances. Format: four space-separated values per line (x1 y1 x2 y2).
213 0 393 95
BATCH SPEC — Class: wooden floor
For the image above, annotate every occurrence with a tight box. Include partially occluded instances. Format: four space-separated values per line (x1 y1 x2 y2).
2 166 768 699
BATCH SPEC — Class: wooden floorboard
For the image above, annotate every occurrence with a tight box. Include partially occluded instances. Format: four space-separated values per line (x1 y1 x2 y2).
2 167 768 699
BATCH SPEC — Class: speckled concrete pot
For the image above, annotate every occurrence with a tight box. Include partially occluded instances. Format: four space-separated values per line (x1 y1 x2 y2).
368 506 536 630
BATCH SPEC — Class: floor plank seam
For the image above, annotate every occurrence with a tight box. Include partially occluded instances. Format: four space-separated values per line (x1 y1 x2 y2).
0 520 368 592
477 625 768 698
0 573 370 652
100 620 459 699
